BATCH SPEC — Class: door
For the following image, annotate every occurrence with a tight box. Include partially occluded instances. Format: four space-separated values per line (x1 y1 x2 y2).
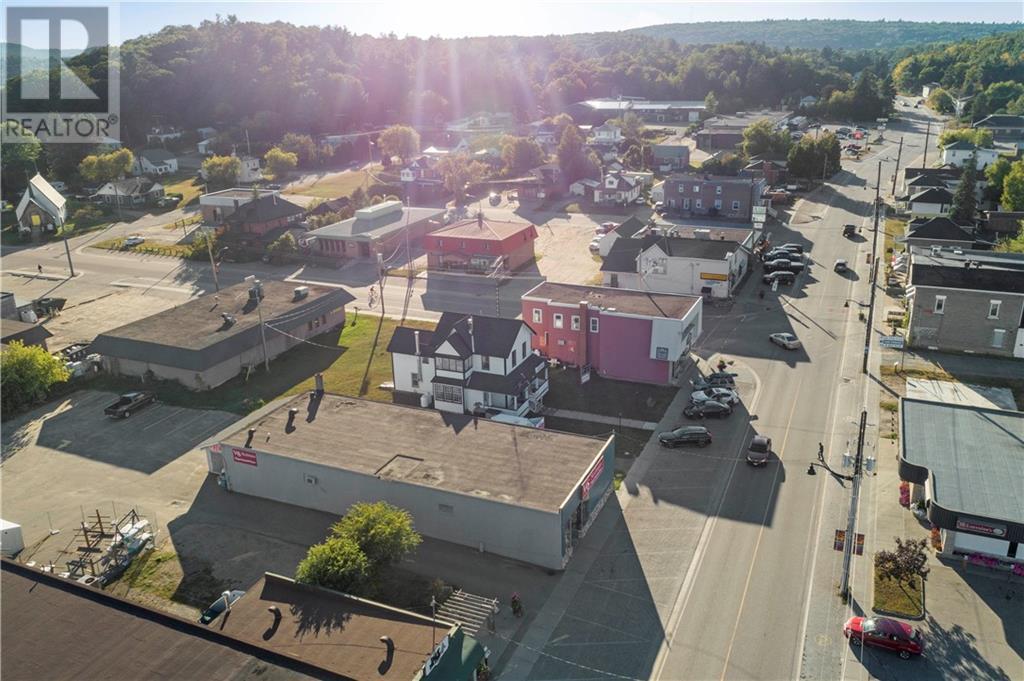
543 332 549 347
359 242 370 257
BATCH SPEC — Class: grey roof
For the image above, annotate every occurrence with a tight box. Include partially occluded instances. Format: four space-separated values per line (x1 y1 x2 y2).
901 399 1024 525
906 217 974 242
973 115 1024 129
430 312 530 358
139 148 176 163
642 233 741 259
465 352 545 394
910 263 1024 294
909 187 954 204
306 206 443 242
617 215 647 236
523 282 701 319
652 144 689 157
90 281 355 372
97 177 159 196
225 194 304 225
578 99 706 112
386 326 434 355
600 237 643 273
219 393 610 513
0 320 52 345
942 140 980 151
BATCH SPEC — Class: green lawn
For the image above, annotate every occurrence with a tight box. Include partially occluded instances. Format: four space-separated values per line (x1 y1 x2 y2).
85 314 434 414
873 569 924 618
286 167 379 199
545 367 678 423
162 174 204 208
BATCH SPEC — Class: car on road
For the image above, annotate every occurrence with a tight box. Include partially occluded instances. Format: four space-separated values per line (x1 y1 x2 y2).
746 435 772 466
124 235 145 246
843 224 857 237
104 391 156 419
199 590 247 625
762 270 796 286
684 401 732 419
769 332 802 350
658 426 712 448
844 616 924 659
834 259 848 273
691 387 740 406
266 183 283 190
654 202 666 214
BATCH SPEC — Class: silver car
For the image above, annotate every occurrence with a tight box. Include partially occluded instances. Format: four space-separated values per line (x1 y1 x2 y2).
769 332 802 350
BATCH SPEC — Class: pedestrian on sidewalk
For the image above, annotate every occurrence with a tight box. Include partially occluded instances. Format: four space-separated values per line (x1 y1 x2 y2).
37 264 42 275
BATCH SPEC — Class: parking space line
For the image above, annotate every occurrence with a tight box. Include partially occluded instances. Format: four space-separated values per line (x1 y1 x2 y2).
142 407 185 430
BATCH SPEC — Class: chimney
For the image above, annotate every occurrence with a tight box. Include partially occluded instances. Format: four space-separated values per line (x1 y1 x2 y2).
467 317 475 354
414 330 420 356
245 428 255 448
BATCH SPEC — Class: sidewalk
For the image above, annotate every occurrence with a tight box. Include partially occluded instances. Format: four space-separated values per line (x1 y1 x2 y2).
542 407 657 431
882 347 1024 380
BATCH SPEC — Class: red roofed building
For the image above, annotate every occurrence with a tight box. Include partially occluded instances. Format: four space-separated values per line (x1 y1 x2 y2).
425 214 538 273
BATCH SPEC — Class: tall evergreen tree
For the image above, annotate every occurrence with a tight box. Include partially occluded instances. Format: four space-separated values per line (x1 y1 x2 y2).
950 154 978 225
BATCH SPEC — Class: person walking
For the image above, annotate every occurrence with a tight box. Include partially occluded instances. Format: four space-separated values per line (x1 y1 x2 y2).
37 264 42 275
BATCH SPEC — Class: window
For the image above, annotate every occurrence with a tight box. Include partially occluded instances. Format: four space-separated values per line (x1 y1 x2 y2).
484 242 490 251
522 341 527 358
648 257 667 275
571 315 580 330
532 308 543 324
683 198 691 210
411 373 420 389
481 356 490 370
695 199 702 209
557 339 566 346
553 313 564 329
992 329 1006 348
421 357 429 364
433 384 463 404
436 357 467 372
715 185 722 195
438 239 443 247
590 317 600 333
988 300 1001 319
655 347 669 360
511 350 517 365
732 200 741 211
933 295 946 315
677 184 685 192
460 240 466 249
714 199 722 210
692 185 700 193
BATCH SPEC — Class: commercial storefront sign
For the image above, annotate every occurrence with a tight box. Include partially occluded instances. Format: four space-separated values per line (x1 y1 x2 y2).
956 518 1006 537
232 448 258 466
700 272 728 281
581 457 605 501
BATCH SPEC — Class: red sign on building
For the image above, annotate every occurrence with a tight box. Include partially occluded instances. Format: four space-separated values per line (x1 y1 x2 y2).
581 457 605 501
956 518 1006 537
232 448 258 466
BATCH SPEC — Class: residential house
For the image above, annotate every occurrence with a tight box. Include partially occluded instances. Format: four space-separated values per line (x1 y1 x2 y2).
907 187 954 219
304 201 444 260
522 282 703 386
90 280 355 390
91 178 164 207
595 171 642 205
424 214 538 273
906 248 1024 358
132 149 179 176
742 157 789 186
600 231 752 298
590 124 623 144
517 164 564 200
921 82 942 98
197 153 261 184
15 174 66 238
662 173 766 220
422 138 470 158
223 193 305 241
524 120 561 146
799 95 818 109
196 126 217 140
940 141 1000 170
387 311 548 418
972 115 1024 143
199 188 280 224
900 166 986 206
980 211 1024 236
567 98 705 125
145 127 183 144
0 320 52 349
953 95 974 118
568 178 601 201
399 156 441 184
445 112 516 136
695 110 792 151
902 217 976 250
651 180 665 204
651 142 691 171
304 197 351 219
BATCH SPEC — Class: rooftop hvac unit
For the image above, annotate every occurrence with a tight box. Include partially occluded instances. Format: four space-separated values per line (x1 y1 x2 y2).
694 229 711 239
293 286 309 300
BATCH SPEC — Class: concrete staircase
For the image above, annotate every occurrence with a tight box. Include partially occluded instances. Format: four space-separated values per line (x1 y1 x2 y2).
436 589 499 636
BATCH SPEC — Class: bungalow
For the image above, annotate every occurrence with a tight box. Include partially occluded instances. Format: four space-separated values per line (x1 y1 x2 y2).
903 217 976 250
600 231 753 298
522 282 703 386
424 214 538 273
980 211 1024 235
518 164 564 200
799 95 818 109
399 156 441 184
146 127 183 144
15 174 66 238
92 178 164 207
197 153 261 184
940 141 1000 170
569 178 601 201
387 312 548 419
651 142 691 171
908 187 954 218
305 197 351 219
972 115 1024 142
132 149 179 176
590 124 623 144
223 194 305 239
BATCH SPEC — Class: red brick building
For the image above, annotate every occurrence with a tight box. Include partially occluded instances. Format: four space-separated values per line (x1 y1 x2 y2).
224 194 304 237
425 215 538 273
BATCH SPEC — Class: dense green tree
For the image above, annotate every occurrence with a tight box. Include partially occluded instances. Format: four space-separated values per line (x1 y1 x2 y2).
937 128 994 149
500 136 545 175
1 341 70 414
787 133 840 180
295 536 370 593
1001 160 1024 212
703 91 719 116
983 157 1012 204
610 112 644 142
78 148 134 184
949 154 978 225
266 232 298 258
280 133 317 167
331 501 421 570
0 122 43 196
263 146 297 180
875 537 930 587
926 88 955 115
378 125 420 164
742 119 791 158
201 155 242 186
437 154 489 203
556 125 600 184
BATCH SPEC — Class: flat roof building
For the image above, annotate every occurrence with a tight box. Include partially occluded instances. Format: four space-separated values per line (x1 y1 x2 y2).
899 398 1024 563
305 201 444 262
91 280 354 390
206 394 614 570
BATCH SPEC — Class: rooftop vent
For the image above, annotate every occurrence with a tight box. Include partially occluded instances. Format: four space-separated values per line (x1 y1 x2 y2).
245 427 256 448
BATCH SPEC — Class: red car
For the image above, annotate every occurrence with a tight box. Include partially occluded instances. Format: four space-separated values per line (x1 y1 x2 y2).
844 616 923 659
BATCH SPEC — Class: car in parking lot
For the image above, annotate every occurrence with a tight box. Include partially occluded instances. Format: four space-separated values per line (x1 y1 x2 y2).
691 387 739 406
843 224 857 237
765 258 806 273
844 616 924 659
692 372 737 390
769 332 802 350
762 270 796 286
684 401 732 419
658 426 712 448
199 590 247 625
488 192 501 206
104 391 155 419
747 435 772 466
589 238 603 253
834 259 848 273
124 235 145 246
764 249 802 262
779 243 804 254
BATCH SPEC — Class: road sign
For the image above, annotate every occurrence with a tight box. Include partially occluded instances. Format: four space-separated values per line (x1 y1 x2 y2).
834 529 846 552
752 206 768 218
879 335 905 349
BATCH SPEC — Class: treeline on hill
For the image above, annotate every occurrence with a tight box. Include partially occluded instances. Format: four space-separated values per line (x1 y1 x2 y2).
627 20 1022 51
91 18 894 145
893 30 1024 119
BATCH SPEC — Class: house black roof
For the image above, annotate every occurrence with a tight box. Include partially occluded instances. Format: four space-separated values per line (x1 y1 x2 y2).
973 115 1024 129
226 194 304 225
911 263 1024 294
907 217 974 242
643 233 741 259
139 148 176 163
465 352 545 394
386 326 435 355
909 187 954 204
600 237 643 273
305 197 350 217
429 312 529 358
617 215 646 237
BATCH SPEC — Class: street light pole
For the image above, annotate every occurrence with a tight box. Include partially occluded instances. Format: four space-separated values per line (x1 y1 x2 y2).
62 236 75 277
246 275 270 372
861 160 882 375
839 411 868 601
922 121 931 168
890 136 903 197
206 231 221 292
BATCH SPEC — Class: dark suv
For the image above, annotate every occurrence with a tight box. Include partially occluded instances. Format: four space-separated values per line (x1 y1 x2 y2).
684 401 732 419
762 270 796 285
659 426 713 447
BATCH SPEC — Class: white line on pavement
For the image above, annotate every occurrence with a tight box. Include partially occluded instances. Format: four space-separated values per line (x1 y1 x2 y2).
110 280 201 295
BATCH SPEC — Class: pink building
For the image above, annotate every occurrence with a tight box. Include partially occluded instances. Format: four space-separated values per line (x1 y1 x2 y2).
521 282 703 385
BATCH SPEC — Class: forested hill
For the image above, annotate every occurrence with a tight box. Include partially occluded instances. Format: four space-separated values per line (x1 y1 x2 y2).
625 20 1022 50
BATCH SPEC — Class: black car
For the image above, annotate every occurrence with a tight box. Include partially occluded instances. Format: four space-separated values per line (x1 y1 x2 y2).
684 401 732 419
780 243 804 254
764 258 797 272
747 435 772 466
763 270 796 285
764 250 802 262
199 590 246 625
659 426 713 448
104 391 156 419
843 224 857 237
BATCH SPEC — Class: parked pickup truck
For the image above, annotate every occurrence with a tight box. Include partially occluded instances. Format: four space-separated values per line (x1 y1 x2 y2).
104 391 155 419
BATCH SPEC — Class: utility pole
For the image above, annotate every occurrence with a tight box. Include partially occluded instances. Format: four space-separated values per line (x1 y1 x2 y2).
246 275 270 372
63 236 75 277
839 411 868 601
922 121 931 168
862 160 882 375
890 136 903 196
205 231 221 292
